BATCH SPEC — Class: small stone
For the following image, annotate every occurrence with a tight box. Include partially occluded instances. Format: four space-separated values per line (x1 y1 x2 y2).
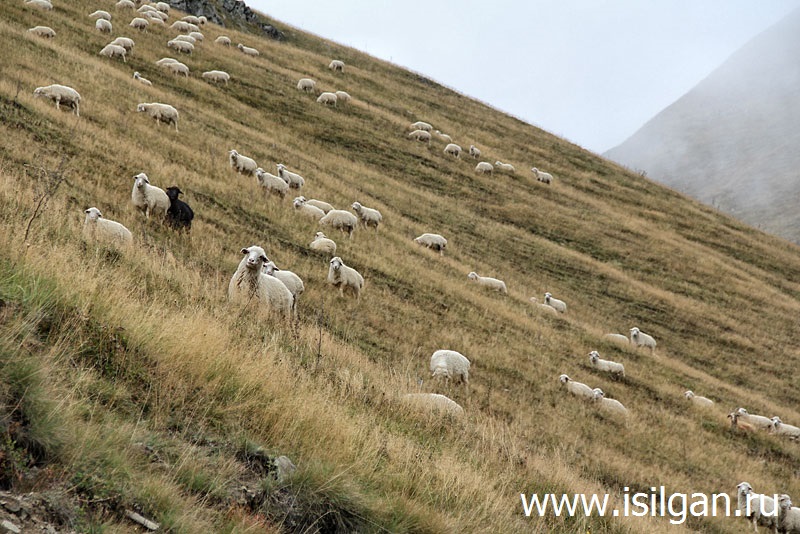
0 497 20 513
0 520 21 534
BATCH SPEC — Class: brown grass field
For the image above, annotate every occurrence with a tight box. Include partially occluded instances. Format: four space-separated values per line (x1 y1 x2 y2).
1 0 800 532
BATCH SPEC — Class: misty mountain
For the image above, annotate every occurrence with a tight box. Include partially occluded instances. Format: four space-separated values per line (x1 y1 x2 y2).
604 7 800 242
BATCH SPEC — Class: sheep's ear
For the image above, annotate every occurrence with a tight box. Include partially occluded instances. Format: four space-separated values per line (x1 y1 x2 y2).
260 256 268 263
240 248 249 255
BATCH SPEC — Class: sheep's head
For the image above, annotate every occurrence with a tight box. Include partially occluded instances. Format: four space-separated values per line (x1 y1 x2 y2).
779 494 793 510
330 257 343 272
495 161 503 166
630 327 640 338
241 246 268 271
136 103 147 113
559 374 570 385
544 292 552 302
134 173 149 188
293 196 306 203
314 232 326 239
736 407 749 416
588 351 599 363
592 388 605 400
684 391 694 400
263 261 277 276
351 202 362 212
165 186 182 200
771 416 782 426
467 272 478 281
292 198 305 209
84 207 102 221
237 43 244 49
531 167 539 174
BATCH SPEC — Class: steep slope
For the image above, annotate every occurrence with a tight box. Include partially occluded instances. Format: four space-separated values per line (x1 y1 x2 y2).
605 7 800 242
2 1 800 532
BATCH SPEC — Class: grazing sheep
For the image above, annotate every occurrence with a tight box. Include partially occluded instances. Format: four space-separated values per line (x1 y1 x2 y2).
198 16 207 25
90 10 112 21
131 172 170 220
188 31 204 42
263 261 304 301
410 121 432 132
161 60 189 77
443 143 462 158
778 494 800 534
434 130 452 143
320 210 358 238
110 37 135 52
167 39 194 54
467 272 507 294
33 84 81 116
727 411 755 432
309 232 336 256
164 186 193 232
475 161 494 174
469 145 481 158
115 0 135 9
334 90 351 104
351 201 382 230
408 129 431 142
296 197 333 213
228 246 294 318
255 168 289 198
494 161 515 172
237 43 259 56
25 0 53 10
129 17 149 31
770 417 800 439
99 43 126 61
736 482 779 533
603 333 630 346
293 197 325 220
316 92 338 106
734 408 774 432
414 233 447 255
170 20 195 32
27 26 56 38
181 15 201 24
401 393 464 417
430 349 470 387
529 297 558 315
327 256 364 299
592 388 629 416
229 150 257 175
173 35 196 45
329 59 345 72
138 5 157 13
145 11 166 24
202 70 230 85
532 167 554 184
588 351 624 378
133 71 152 86
296 78 316 92
559 374 594 400
683 390 714 408
215 35 232 46
276 164 305 189
136 102 179 131
155 1 169 12
629 327 656 351
544 292 566 313
83 207 132 246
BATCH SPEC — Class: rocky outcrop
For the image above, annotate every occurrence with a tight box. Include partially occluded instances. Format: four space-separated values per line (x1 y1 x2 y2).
167 0 284 40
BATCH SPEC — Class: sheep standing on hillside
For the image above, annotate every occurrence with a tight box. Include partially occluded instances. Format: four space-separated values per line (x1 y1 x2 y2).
335 91 351 104
263 261 304 301
467 272 507 294
129 17 149 31
255 168 289 198
133 71 152 86
27 26 56 38
228 246 293 318
276 164 305 189
529 297 558 315
83 207 132 246
329 59 345 72
770 417 800 439
401 393 464 417
215 35 232 46
410 121 432 132
202 70 230 85
237 43 259 56
736 482 778 533
25 0 53 9
351 202 382 230
588 351 624 378
544 292 566 313
297 78 316 92
297 197 333 213
165 186 193 232
320 210 358 238
131 172 170 220
408 130 431 142
778 494 800 534
327 256 364 299
229 150 258 175
734 408 773 432
475 162 494 174
33 84 81 116
167 39 194 55
110 37 135 52
629 327 656 351
469 145 481 158
116 0 135 9
316 92 338 106
99 43 127 61
96 19 113 33
89 9 112 20
293 197 325 220
310 232 336 256
443 143 462 158
592 388 629 416
414 233 447 255
559 374 594 400
532 167 554 184
603 333 630 346
430 349 470 387
683 390 714 408
136 103 179 131
494 161 515 172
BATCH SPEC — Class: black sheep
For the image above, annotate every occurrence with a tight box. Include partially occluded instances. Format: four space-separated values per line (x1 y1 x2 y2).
165 186 194 231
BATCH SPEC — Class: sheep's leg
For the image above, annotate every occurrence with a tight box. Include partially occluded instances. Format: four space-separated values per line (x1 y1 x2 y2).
54 96 61 111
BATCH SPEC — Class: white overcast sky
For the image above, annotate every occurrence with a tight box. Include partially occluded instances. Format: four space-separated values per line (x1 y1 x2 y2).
247 1 800 154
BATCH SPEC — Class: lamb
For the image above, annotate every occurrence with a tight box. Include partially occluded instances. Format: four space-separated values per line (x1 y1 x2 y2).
309 232 336 256
188 31 204 42
167 39 194 55
25 0 53 10
327 256 364 299
129 17 149 31
629 327 656 351
228 246 294 318
319 210 358 238
588 351 624 378
131 172 170 220
683 390 714 408
603 333 630 346
263 261 304 301
293 197 325 220
443 143 462 158
544 292 566 313
467 272 507 294
110 37 135 52
414 233 447 255
276 164 305 189
237 43 259 56
351 201 382 230
27 26 56 38
229 150 258 175
529 297 558 315
408 129 431 142
430 349 470 387
328 59 345 72
296 78 316 92
316 92 338 106
401 393 464 417
410 121 432 132
494 161 515 172
532 167 554 184
83 207 132 246
33 84 81 116
778 494 800 534
90 10 112 21
592 388 629 416
215 35 231 46
296 197 333 213
99 43 127 61
475 161 494 173
133 71 152 86
770 417 800 439
334 91 351 104
736 482 779 533
434 130 452 142
734 408 774 432
136 103 179 131
115 0 135 9
469 145 481 158
164 186 193 232
559 374 594 400
202 70 230 85
255 168 289 198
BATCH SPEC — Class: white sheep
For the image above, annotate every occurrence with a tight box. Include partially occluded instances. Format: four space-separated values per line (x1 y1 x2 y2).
33 84 81 116
736 482 779 533
467 272 507 294
131 172 170 220
255 168 288 198
327 256 364 299
110 37 135 52
778 494 800 534
167 39 194 54
469 145 481 158
410 121 432 132
320 210 359 238
559 374 594 400
683 390 714 408
263 261 304 301
115 0 135 9
443 143 462 158
276 164 305 189
430 349 470 387
215 35 232 46
529 297 558 315
475 161 494 174
588 351 624 378
334 91 351 104
414 233 447 255
89 10 112 20
133 71 152 86
202 70 230 85
155 1 169 13
297 197 333 213
136 102 179 131
27 26 56 38
316 92 338 106
293 197 325 220
734 408 774 432
237 43 259 56
188 31 204 42
296 78 316 92
160 59 189 77
544 292 566 313
310 232 336 256
129 17 149 31
401 393 464 417
770 417 800 439
144 10 167 23
602 333 630 346
25 0 53 10
629 327 656 351
170 20 194 32
83 207 132 246
99 43 126 61
328 59 345 72
95 20 113 34
532 167 554 184
228 246 294 318
351 201 382 230
727 411 755 432
494 161 515 172
408 129 431 142
434 130 452 142
181 15 201 24
173 35 196 45
229 150 257 175
198 16 207 25
592 388 629 416
137 5 157 14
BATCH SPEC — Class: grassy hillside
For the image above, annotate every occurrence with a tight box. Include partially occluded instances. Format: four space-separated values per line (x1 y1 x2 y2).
2 1 800 532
